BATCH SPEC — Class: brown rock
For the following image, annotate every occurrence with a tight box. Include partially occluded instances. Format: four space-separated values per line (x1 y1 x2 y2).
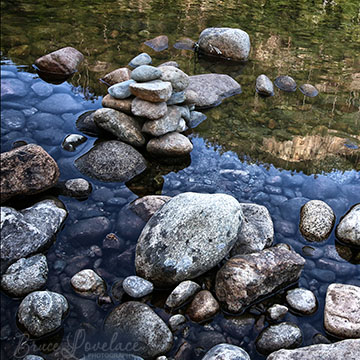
101 67 132 86
146 132 193 157
187 290 219 322
130 80 172 103
144 35 169 52
130 195 172 222
215 245 305 313
34 47 84 75
102 94 133 115
0 144 59 203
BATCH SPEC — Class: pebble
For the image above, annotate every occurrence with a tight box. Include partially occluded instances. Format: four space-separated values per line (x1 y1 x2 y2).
202 343 251 360
108 79 136 99
61 133 87 151
131 65 162 82
122 275 154 298
186 290 219 322
267 304 289 321
129 53 152 68
70 269 106 297
168 314 186 332
256 74 274 96
286 288 317 315
165 280 201 308
31 81 53 97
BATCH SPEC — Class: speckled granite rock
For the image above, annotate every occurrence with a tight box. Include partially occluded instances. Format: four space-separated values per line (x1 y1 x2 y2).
131 97 167 120
122 275 154 298
102 94 133 114
186 290 219 322
146 132 193 157
336 204 360 246
202 343 250 360
130 80 172 103
165 280 201 308
286 288 317 315
160 66 189 92
256 74 274 96
130 195 172 222
71 269 106 297
267 304 288 321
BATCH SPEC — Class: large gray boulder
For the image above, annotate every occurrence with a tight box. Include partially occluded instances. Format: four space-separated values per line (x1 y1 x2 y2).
135 192 244 287
104 301 173 358
18 291 68 337
198 27 251 61
75 140 146 182
202 344 250 360
267 339 360 360
336 204 360 246
186 74 241 108
215 245 305 313
1 200 67 273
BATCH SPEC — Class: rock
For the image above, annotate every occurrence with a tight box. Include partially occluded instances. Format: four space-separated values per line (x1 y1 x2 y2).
24 356 45 360
202 344 251 360
267 339 360 360
36 93 84 114
103 233 124 250
130 80 172 103
267 304 288 321
215 245 305 313
286 288 317 315
129 53 152 68
188 111 207 128
101 67 132 86
63 178 92 198
0 144 59 203
130 195 172 222
299 200 335 242
108 79 136 99
256 322 302 354
1 78 27 99
70 269 106 297
146 132 193 157
168 314 186 332
198 27 250 61
135 192 244 287
186 290 219 322
75 140 147 182
104 301 173 358
299 84 319 97
131 97 167 120
324 283 360 338
122 275 154 298
158 61 179 68
1 109 26 131
256 74 274 96
1 254 48 297
160 66 189 92
31 81 53 97
336 204 360 246
165 280 201 308
230 203 274 256
274 76 297 92
93 108 145 147
17 291 68 337
76 110 105 137
131 65 162 82
142 106 182 136
62 134 87 151
1 200 67 273
144 35 168 52
173 38 196 50
176 118 187 132
167 91 186 105
187 74 241 109
102 94 133 114
34 46 83 75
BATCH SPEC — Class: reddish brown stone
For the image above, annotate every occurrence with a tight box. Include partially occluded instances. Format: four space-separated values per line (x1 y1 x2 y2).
187 290 219 322
102 94 133 114
102 67 132 86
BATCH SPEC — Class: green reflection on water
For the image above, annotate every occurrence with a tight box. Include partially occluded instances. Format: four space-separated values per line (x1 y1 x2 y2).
1 0 359 173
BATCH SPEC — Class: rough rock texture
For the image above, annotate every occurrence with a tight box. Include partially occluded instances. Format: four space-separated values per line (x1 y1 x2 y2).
108 80 135 99
198 27 251 61
202 344 251 360
324 283 360 338
70 269 106 297
34 47 84 75
336 204 360 246
130 195 172 222
122 275 154 298
135 192 244 287
165 280 201 308
231 203 274 256
0 144 60 203
101 67 132 86
104 301 173 358
267 339 360 360
1 200 67 273
76 110 105 137
286 288 317 315
1 254 48 297
160 66 189 92
300 200 335 242
256 74 274 96
131 65 162 82
144 35 169 52
256 322 302 354
75 140 146 182
130 80 172 103
146 132 193 157
168 314 186 332
215 245 305 313
18 291 68 337
102 94 133 114
93 108 145 147
132 97 167 120
187 74 241 108
267 304 288 321
186 290 219 322
63 178 92 198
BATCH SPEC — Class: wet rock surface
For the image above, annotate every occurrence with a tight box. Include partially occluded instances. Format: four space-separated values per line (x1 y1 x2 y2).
336 204 360 246
122 275 154 298
202 343 251 360
70 269 106 297
286 288 317 315
267 304 288 321
146 132 193 156
165 280 201 308
187 290 219 322
130 195 172 222
144 35 169 52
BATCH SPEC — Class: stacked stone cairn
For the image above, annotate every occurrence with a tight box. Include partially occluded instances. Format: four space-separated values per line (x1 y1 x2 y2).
96 53 204 158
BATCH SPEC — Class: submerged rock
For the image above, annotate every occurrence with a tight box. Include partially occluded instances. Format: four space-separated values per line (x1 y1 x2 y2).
274 76 297 92
62 134 87 152
130 195 172 222
146 132 193 157
135 192 244 287
186 290 219 322
71 269 106 297
299 84 319 97
101 67 132 86
144 35 169 52
202 344 250 360
336 204 360 246
256 74 274 96
198 27 251 61
0 144 59 203
165 280 201 308
215 245 305 313
122 275 154 298
286 288 317 315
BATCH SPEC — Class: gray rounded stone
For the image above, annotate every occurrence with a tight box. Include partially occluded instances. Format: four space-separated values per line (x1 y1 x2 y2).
160 66 189 92
300 200 335 242
256 322 303 354
63 178 92 198
131 65 162 82
299 84 319 97
135 192 244 287
146 132 193 157
256 74 274 96
71 269 106 297
1 254 48 297
286 288 317 315
202 344 251 360
18 291 68 337
274 76 297 92
165 280 201 308
188 111 207 128
168 314 186 332
336 204 360 246
122 275 154 298
267 304 288 321
24 356 45 360
108 80 136 99
131 97 167 120
130 80 172 103
167 91 186 105
129 53 152 68
104 301 173 358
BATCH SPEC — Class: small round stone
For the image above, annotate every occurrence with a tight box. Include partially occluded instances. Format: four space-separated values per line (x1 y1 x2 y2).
168 314 186 332
202 343 251 360
108 80 136 99
274 75 297 92
122 275 154 298
256 74 274 96
131 65 162 82
62 134 87 152
165 280 201 308
186 290 219 322
286 288 317 315
299 83 319 97
64 178 92 198
267 304 288 321
129 53 152 68
70 269 106 297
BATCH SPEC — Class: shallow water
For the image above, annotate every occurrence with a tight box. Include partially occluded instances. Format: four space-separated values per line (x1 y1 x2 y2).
1 0 360 359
